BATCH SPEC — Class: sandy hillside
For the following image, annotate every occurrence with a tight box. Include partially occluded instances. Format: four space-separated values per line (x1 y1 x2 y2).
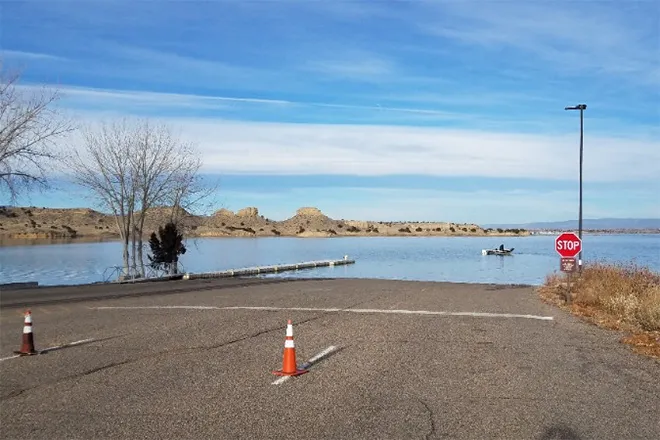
0 205 528 240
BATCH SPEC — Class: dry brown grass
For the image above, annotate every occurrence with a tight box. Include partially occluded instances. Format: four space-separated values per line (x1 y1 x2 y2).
538 261 660 358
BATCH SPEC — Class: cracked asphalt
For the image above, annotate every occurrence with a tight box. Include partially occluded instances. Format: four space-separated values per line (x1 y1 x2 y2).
1 278 659 439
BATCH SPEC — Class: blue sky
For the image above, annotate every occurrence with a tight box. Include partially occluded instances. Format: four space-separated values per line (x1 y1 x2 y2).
1 0 658 224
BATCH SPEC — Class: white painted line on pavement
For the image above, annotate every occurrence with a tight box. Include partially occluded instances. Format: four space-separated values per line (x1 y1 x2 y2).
271 375 291 385
91 305 554 321
301 345 338 368
41 338 97 353
93 305 218 310
0 338 97 362
271 345 339 386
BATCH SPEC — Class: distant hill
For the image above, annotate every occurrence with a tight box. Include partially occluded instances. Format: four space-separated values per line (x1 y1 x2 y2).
0 205 529 241
486 218 660 231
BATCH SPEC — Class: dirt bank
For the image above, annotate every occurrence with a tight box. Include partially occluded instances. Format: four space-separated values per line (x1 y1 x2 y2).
0 205 529 243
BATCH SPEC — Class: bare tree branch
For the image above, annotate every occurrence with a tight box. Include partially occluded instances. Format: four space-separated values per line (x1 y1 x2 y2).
0 61 75 203
66 119 139 275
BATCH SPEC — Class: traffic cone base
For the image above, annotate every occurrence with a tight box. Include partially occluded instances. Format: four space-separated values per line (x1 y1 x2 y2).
14 350 39 356
272 368 308 377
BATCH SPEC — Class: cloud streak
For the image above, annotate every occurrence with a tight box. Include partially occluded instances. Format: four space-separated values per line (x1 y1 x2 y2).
1 49 66 62
302 49 398 81
49 85 472 120
23 84 653 139
64 108 659 184
13 83 659 182
418 1 659 84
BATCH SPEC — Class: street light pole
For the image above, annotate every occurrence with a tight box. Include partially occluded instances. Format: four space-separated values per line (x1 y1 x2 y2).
564 104 587 272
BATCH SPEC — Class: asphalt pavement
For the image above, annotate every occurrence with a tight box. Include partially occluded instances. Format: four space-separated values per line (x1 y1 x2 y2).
1 278 658 439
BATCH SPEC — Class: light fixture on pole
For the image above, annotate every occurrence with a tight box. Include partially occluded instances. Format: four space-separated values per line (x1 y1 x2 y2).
564 104 587 272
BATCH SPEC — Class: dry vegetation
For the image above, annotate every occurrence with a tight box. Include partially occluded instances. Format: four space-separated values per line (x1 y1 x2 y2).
538 262 660 358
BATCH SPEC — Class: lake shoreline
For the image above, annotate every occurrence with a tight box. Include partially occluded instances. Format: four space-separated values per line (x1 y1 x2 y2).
0 228 527 244
1 276 541 308
0 232 525 247
2 230 658 248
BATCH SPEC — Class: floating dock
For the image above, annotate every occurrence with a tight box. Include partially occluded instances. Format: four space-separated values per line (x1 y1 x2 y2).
116 256 355 284
184 257 355 281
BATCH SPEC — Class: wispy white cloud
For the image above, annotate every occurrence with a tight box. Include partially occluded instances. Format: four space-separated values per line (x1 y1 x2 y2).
17 82 659 139
53 86 289 108
39 85 472 121
418 1 659 84
1 49 66 62
63 105 660 184
302 50 397 81
99 45 280 88
374 90 559 109
159 120 660 183
307 102 461 117
109 45 448 89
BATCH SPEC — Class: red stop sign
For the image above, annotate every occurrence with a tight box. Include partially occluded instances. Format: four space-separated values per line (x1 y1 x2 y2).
555 232 582 258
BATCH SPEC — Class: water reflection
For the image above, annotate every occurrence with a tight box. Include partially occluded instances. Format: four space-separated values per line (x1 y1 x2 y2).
0 236 120 247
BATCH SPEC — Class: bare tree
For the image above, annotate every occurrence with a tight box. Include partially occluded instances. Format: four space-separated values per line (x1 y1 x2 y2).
129 120 212 276
67 120 137 275
67 118 214 279
0 62 74 202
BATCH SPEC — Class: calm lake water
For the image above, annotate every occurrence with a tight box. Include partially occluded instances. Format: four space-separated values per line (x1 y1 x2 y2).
0 234 658 287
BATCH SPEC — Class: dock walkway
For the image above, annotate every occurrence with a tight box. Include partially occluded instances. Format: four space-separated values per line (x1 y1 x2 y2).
117 256 356 284
183 257 355 281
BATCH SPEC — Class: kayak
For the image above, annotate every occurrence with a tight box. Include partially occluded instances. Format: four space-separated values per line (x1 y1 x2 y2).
481 247 515 256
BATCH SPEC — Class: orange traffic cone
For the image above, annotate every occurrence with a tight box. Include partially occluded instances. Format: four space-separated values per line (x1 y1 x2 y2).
272 319 308 377
14 309 38 356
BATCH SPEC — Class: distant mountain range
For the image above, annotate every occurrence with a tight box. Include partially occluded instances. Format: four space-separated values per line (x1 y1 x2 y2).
485 218 660 230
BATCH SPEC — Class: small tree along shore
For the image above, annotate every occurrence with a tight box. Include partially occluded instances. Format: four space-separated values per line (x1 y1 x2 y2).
66 118 212 279
0 63 74 202
148 222 187 275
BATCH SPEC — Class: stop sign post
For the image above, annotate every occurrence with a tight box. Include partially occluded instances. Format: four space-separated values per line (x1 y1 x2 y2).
556 232 583 303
